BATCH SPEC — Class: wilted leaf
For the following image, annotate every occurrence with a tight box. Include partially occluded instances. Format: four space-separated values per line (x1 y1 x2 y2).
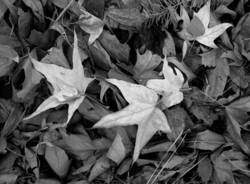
45 144 71 177
94 79 171 162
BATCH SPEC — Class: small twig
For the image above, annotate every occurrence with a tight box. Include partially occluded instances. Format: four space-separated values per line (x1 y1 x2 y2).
54 0 75 23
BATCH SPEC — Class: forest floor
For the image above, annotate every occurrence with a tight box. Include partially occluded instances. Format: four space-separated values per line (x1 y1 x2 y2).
0 0 250 183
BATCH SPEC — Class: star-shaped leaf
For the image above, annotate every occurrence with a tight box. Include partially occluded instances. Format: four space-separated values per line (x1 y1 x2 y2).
178 0 232 48
146 57 184 109
94 79 171 162
24 32 94 128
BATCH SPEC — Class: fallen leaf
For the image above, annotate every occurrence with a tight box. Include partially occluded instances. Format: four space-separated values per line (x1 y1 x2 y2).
24 32 94 128
22 0 45 24
79 9 104 45
198 157 213 183
88 156 111 181
133 50 162 83
107 132 126 164
187 130 225 151
12 56 43 102
35 178 61 184
211 150 236 184
25 148 39 178
98 30 130 65
0 173 18 184
178 0 232 48
147 57 184 109
104 7 147 31
94 79 171 162
55 133 95 160
205 57 229 99
45 144 71 177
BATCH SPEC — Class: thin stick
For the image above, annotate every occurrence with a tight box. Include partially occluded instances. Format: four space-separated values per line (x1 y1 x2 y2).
54 0 74 23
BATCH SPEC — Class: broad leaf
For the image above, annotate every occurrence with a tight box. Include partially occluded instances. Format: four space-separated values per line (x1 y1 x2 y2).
24 32 94 128
79 9 104 45
147 57 184 109
178 0 232 48
45 144 71 177
94 79 171 162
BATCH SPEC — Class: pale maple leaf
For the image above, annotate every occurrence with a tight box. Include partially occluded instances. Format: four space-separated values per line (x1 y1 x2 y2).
24 32 94 128
178 0 232 48
146 57 184 109
94 79 171 162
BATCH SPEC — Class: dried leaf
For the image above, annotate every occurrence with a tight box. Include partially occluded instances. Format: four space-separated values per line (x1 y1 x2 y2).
45 144 71 177
147 57 184 109
179 0 232 48
79 9 104 45
24 32 94 128
104 7 147 31
94 79 171 162
107 132 126 164
198 157 213 183
88 156 111 181
188 130 225 151
22 0 45 24
205 58 229 99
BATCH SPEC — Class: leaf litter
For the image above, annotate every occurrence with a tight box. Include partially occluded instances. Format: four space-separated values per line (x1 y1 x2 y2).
0 0 250 183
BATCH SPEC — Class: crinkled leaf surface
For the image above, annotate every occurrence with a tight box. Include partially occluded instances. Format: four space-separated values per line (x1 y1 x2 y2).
94 79 171 162
147 57 184 109
24 32 94 128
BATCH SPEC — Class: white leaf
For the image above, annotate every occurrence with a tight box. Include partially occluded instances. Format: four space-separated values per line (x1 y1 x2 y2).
94 79 170 162
24 32 94 128
147 57 184 108
196 23 232 48
178 0 232 48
